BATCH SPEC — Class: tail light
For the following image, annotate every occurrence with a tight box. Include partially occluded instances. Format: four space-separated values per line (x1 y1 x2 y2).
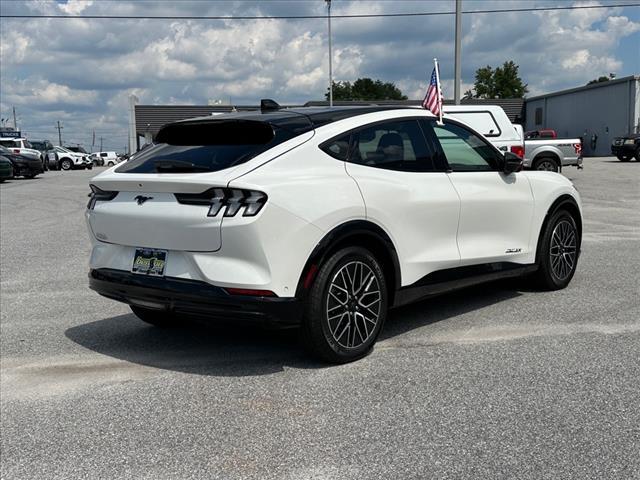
573 143 582 156
87 184 118 209
13 149 20 154
510 145 525 159
175 188 267 218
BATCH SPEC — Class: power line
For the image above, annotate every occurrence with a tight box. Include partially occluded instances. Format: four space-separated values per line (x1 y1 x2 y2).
1 3 638 20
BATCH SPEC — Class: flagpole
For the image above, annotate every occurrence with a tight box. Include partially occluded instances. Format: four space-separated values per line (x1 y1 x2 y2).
433 58 443 125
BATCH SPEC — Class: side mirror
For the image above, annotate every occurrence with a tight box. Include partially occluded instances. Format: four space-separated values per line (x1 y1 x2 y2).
503 151 523 174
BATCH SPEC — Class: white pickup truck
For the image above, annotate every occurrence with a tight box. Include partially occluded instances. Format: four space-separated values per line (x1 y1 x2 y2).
443 105 525 159
523 131 583 172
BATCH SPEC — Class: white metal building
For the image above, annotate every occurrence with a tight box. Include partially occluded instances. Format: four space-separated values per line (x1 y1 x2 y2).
525 75 639 156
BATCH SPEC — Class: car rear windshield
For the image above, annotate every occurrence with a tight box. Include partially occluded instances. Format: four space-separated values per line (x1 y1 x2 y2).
116 120 298 174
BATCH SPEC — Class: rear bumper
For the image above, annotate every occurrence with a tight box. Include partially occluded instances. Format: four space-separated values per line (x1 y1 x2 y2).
89 268 303 327
562 156 582 167
13 162 43 176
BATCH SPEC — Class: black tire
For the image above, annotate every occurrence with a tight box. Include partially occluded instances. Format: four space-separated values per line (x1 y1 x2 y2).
618 155 631 162
533 156 560 172
530 209 580 290
130 305 179 327
301 246 388 364
635 149 640 162
60 158 73 170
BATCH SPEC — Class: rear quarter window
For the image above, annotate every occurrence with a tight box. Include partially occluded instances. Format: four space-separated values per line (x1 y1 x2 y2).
320 133 351 160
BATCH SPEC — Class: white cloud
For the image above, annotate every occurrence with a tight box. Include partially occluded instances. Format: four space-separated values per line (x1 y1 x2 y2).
59 0 93 15
2 78 98 107
0 32 30 63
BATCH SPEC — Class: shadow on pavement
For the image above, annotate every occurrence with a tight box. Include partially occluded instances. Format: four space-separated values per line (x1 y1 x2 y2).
65 281 522 377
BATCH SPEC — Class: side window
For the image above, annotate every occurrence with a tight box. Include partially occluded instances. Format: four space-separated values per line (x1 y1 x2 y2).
101 153 108 157
320 132 350 161
350 120 436 172
0 140 17 148
431 122 500 172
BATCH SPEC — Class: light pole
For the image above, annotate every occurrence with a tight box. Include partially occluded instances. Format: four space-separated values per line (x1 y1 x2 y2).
56 121 63 146
454 0 462 104
326 0 333 107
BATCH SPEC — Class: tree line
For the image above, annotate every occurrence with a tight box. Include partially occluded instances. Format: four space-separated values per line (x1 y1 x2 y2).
325 61 529 101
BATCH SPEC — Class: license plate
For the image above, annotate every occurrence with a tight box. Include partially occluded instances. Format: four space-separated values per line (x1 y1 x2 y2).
132 248 167 276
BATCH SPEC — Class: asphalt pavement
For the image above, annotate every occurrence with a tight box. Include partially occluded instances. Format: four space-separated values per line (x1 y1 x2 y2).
1 158 639 479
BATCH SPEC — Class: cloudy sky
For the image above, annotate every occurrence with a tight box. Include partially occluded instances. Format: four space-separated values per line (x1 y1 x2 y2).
1 0 638 152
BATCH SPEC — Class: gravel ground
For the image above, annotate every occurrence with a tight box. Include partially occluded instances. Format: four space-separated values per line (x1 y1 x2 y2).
1 158 639 479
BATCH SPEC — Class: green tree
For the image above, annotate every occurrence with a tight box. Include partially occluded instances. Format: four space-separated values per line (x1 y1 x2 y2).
471 61 528 98
587 76 610 85
326 78 407 101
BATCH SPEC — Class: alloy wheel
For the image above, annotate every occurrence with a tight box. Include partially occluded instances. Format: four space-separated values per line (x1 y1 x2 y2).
549 220 577 281
537 160 557 171
325 261 382 349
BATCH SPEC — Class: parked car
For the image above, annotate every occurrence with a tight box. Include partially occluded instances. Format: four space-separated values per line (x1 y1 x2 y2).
0 154 14 182
86 104 582 363
443 105 525 159
29 139 56 171
0 136 42 162
523 136 583 172
89 153 104 167
0 146 44 178
53 146 93 170
611 134 640 162
91 151 119 166
64 145 90 154
525 129 557 139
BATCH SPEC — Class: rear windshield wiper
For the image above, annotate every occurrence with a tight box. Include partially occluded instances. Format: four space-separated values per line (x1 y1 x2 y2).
153 160 211 173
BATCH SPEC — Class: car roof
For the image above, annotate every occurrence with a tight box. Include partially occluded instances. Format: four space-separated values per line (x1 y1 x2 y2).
169 106 428 135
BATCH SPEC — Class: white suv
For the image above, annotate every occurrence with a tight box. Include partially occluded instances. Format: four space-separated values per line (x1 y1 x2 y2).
86 105 582 363
91 151 119 166
53 146 92 170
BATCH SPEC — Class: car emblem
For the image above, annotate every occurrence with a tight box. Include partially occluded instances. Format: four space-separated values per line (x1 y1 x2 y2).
134 195 153 205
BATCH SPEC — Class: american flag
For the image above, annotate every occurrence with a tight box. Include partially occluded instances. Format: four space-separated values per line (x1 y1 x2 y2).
422 66 442 116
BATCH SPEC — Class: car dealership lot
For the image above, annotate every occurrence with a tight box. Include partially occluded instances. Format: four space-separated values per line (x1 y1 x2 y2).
1 159 639 479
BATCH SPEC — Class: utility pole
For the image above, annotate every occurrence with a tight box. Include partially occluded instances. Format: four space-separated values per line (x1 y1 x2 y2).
12 106 17 129
56 121 63 145
128 94 138 155
454 0 462 104
326 0 333 107
100 137 103 153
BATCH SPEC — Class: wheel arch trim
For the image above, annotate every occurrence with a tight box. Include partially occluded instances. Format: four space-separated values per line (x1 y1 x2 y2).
294 220 402 302
535 193 582 263
532 152 562 171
